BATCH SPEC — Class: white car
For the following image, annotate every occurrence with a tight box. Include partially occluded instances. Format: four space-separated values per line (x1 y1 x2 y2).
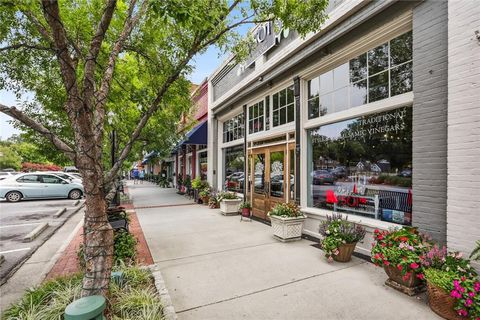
0 172 84 202
39 171 83 184
0 172 18 180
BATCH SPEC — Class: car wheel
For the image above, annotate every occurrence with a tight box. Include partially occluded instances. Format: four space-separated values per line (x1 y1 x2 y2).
68 189 82 200
6 191 22 202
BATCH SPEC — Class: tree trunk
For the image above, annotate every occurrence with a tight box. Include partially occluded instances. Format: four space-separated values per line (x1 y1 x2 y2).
79 165 114 297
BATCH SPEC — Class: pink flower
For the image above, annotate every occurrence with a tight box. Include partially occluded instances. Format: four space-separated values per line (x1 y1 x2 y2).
397 264 403 271
383 260 390 266
474 282 480 292
327 256 334 263
468 292 475 298
464 299 473 307
402 272 411 282
450 290 462 299
409 262 419 269
416 273 424 280
457 309 468 317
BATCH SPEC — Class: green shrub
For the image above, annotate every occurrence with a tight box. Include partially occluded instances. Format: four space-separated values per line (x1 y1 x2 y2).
114 232 137 265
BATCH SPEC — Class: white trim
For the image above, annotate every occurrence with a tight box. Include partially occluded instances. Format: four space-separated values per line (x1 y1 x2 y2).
303 91 413 130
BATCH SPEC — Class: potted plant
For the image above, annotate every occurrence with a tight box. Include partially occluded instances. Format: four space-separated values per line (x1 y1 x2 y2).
199 187 210 205
267 202 306 242
208 195 219 209
218 191 241 215
371 227 432 295
420 245 479 320
239 201 252 218
318 213 366 263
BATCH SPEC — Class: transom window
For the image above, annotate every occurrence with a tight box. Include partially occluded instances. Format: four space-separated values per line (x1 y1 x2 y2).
223 113 245 143
272 86 295 127
248 101 264 134
308 31 412 119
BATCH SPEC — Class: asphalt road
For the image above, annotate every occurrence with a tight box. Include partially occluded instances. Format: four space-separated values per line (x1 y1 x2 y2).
0 198 83 284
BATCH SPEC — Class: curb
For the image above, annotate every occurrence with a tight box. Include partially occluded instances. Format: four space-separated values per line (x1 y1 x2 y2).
0 255 4 266
54 207 67 218
23 222 49 242
149 264 177 320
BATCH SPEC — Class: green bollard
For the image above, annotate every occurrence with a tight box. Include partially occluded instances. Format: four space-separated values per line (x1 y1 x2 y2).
64 295 106 320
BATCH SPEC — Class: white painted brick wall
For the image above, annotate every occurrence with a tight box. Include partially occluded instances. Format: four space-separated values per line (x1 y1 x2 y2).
447 0 480 260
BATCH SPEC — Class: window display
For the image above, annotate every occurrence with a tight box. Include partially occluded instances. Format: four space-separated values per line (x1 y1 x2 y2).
224 145 245 193
307 106 413 225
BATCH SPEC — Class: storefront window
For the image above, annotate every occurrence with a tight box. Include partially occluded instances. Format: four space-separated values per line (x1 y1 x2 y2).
272 86 295 127
224 145 244 193
307 31 412 119
249 101 264 134
223 113 244 143
307 106 413 225
199 151 207 180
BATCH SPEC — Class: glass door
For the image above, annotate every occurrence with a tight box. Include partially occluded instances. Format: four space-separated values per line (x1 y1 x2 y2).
251 151 267 219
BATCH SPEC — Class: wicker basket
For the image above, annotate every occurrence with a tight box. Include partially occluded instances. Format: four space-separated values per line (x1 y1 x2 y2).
384 265 422 288
427 282 463 320
333 242 357 262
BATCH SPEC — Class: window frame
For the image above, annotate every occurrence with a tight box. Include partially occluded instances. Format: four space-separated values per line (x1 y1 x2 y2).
271 86 295 128
248 100 265 134
223 113 245 143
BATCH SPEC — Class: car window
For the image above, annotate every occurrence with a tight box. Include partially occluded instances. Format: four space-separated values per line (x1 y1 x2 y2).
17 175 40 183
40 175 64 184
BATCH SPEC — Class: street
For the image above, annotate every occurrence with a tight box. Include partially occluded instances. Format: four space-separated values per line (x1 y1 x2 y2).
0 198 83 284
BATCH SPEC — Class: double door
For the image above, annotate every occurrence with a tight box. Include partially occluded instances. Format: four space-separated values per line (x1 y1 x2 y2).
249 144 295 220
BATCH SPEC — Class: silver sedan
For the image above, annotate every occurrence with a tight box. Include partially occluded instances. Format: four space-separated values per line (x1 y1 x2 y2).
0 173 84 202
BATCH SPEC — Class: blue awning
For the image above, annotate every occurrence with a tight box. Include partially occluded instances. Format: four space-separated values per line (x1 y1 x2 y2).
170 121 207 154
141 151 158 165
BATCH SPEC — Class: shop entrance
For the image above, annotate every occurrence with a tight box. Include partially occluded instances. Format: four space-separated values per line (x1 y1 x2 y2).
249 144 295 220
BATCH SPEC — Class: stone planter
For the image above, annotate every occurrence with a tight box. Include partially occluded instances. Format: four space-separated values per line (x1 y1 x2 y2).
427 282 463 320
220 199 241 215
333 242 357 262
269 215 306 242
384 264 424 296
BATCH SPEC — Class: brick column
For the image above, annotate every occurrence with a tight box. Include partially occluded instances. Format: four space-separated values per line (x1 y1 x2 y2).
191 145 197 179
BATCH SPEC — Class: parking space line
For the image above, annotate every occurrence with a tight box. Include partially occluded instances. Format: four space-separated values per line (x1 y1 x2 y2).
0 223 42 228
0 247 31 254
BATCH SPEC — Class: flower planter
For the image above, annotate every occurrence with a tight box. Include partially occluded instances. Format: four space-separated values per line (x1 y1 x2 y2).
427 282 464 320
383 265 424 296
269 215 306 242
201 196 210 205
220 199 241 215
333 242 357 262
241 208 251 218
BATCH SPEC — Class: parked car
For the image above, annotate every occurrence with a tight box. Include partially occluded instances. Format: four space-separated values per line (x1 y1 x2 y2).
0 173 84 202
63 166 79 173
330 166 347 179
311 170 335 185
40 171 82 184
0 171 18 180
397 168 412 177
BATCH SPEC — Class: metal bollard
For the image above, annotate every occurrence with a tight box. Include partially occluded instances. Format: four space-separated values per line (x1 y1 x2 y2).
64 295 106 320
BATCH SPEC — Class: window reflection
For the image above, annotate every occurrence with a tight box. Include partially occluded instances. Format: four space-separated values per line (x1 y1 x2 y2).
307 106 413 226
225 145 244 193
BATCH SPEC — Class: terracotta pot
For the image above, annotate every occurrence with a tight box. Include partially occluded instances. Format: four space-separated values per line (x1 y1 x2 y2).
333 242 357 262
201 196 210 204
427 282 463 320
241 208 251 217
384 265 422 288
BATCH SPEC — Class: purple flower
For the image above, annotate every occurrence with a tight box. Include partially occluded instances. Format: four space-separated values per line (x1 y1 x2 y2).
450 290 462 299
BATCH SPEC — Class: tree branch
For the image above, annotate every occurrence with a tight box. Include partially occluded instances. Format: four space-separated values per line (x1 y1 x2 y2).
93 0 147 143
0 103 76 161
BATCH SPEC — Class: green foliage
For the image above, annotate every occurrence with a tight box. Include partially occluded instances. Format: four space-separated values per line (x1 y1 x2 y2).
114 232 137 265
371 227 432 281
470 240 480 261
424 268 458 292
199 187 211 198
268 202 304 218
0 145 21 170
318 213 366 261
217 191 238 201
370 174 412 188
191 177 209 190
239 201 251 209
3 266 163 320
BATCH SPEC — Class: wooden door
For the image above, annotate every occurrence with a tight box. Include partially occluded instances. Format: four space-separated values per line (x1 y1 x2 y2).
250 145 287 220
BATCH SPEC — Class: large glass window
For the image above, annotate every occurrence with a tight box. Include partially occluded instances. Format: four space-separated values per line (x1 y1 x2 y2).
272 86 295 127
248 101 264 134
223 113 244 143
224 145 244 193
307 106 413 226
308 31 412 119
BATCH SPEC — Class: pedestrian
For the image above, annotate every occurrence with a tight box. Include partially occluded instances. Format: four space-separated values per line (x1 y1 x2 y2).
139 170 145 184
132 168 139 184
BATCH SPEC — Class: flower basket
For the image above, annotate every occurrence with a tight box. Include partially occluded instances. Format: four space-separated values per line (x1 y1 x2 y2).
269 215 305 242
333 242 357 262
384 265 422 288
427 282 464 320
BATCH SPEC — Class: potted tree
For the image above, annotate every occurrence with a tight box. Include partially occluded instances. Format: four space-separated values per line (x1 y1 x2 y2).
419 244 480 320
318 213 366 263
371 227 432 295
218 191 241 215
267 202 306 242
239 201 252 219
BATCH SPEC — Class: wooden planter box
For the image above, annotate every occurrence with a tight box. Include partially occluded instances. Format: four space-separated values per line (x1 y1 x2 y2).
220 199 241 215
269 215 306 242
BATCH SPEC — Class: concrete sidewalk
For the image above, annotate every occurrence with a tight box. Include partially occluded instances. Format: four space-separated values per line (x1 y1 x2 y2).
129 182 440 320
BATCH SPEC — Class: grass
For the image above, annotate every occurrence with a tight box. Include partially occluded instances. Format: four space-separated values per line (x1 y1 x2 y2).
2 266 163 320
